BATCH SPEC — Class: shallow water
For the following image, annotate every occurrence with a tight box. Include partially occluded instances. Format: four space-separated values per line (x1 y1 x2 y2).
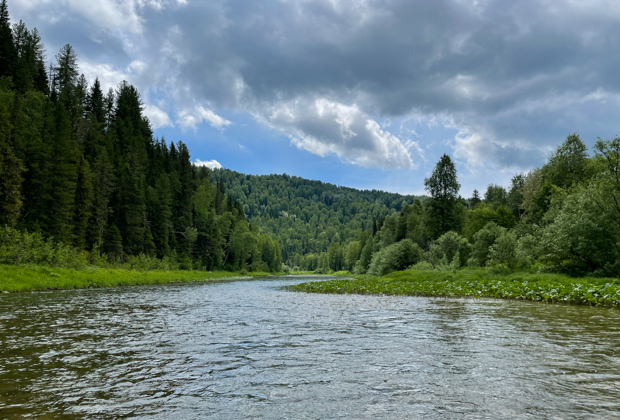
0 275 619 419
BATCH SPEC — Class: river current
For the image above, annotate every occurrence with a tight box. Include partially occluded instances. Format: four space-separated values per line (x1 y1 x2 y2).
1 275 619 419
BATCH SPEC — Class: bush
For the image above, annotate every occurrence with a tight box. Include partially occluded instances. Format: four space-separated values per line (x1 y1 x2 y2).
0 227 89 269
368 239 422 276
469 222 505 267
424 231 471 270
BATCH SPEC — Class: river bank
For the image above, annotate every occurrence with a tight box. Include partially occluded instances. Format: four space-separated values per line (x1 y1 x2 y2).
285 269 620 307
0 264 274 292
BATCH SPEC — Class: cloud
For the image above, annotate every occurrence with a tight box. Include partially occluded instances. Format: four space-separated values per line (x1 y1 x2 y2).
12 0 146 33
261 97 413 169
194 159 223 169
15 0 620 174
143 104 172 129
178 106 232 130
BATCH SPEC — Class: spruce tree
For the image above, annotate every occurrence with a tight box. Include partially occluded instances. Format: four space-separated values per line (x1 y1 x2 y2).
0 101 23 226
424 154 462 238
0 0 16 80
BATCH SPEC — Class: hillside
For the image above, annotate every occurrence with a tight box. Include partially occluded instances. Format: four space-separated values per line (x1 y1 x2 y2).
213 169 425 265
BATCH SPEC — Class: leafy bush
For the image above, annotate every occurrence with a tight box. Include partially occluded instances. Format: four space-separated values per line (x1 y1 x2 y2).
469 222 505 267
0 227 89 269
424 231 471 269
367 239 421 276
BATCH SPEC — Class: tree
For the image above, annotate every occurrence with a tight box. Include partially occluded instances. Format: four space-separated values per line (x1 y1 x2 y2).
484 184 507 208
507 173 525 218
54 44 78 94
470 189 481 207
469 222 505 267
0 0 16 80
543 133 588 189
0 101 22 226
424 154 462 238
367 239 421 276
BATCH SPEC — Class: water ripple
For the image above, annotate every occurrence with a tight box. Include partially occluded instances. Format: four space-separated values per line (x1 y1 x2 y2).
0 276 619 418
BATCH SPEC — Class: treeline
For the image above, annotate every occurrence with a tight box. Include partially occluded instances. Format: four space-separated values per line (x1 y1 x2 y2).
213 169 421 269
218 130 620 277
0 2 281 272
328 134 620 277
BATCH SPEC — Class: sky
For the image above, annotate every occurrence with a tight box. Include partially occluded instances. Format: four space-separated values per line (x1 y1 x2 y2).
8 0 620 196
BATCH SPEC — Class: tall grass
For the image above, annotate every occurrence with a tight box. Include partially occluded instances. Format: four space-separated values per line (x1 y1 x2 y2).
0 264 266 292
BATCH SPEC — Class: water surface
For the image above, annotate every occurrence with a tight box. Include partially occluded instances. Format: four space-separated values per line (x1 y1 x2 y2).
1 275 619 418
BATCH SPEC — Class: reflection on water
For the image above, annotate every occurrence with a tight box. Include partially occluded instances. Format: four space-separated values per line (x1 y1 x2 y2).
0 276 619 418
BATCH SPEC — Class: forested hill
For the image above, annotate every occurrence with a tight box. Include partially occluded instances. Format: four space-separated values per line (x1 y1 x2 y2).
213 169 424 265
0 3 282 272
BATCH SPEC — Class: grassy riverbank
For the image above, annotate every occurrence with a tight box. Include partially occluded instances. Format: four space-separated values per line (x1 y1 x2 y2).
285 269 620 307
0 264 273 292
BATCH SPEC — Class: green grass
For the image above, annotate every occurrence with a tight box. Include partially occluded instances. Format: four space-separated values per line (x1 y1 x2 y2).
0 264 272 292
284 268 620 307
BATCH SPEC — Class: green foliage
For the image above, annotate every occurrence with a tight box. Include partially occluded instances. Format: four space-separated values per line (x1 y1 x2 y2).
0 226 88 268
0 264 258 293
487 230 520 269
425 231 471 269
469 222 505 267
367 239 421 276
542 133 588 189
286 269 620 308
539 188 619 276
424 154 462 238
483 184 507 208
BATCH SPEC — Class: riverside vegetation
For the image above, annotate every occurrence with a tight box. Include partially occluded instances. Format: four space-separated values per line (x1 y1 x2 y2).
285 270 620 308
2 1 620 305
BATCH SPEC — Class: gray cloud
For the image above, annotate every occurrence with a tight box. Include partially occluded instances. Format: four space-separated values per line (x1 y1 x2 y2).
11 0 620 171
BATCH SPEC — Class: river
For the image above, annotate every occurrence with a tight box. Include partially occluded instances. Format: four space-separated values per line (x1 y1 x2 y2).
1 275 619 419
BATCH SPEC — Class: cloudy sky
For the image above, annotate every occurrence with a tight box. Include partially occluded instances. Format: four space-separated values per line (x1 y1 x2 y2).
9 0 620 196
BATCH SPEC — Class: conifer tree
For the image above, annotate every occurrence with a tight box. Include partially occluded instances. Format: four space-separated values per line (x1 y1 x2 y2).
0 101 23 226
73 153 93 249
424 154 462 238
0 0 16 80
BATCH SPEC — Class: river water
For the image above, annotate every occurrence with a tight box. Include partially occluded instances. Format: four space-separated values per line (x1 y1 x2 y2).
0 275 619 419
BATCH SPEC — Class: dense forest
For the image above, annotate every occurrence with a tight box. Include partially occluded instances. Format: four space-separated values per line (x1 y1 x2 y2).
1 1 620 279
213 169 421 270
0 2 281 272
264 132 620 278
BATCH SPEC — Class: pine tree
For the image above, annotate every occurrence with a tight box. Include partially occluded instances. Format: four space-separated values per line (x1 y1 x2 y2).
471 189 481 207
42 102 78 243
424 154 462 238
0 0 16 80
73 153 93 249
0 101 23 226
90 148 115 251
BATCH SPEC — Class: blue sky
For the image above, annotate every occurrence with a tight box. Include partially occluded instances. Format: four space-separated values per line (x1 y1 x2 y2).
9 0 620 196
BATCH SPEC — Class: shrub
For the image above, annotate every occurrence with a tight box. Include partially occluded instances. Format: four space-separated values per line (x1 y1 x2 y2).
368 239 422 276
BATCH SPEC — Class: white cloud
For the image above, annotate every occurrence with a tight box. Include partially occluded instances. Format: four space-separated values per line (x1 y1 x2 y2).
143 104 173 129
79 61 130 93
12 0 145 33
178 106 232 130
261 97 414 169
194 159 223 169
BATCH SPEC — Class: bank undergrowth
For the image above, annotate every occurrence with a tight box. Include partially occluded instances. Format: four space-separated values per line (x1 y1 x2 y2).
0 264 272 293
285 269 620 307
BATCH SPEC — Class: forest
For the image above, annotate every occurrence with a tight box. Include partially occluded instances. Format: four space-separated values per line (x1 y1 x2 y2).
213 128 620 278
2 0 620 282
0 2 281 273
